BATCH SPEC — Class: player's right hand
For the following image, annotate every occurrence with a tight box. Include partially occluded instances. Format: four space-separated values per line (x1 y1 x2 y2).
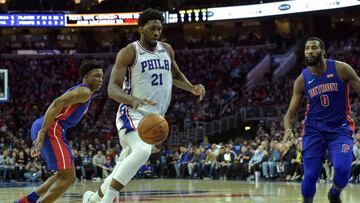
31 129 46 157
131 97 157 110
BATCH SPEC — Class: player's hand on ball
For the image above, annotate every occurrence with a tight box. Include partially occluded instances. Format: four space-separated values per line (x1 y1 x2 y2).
131 97 157 110
31 129 46 157
192 84 206 101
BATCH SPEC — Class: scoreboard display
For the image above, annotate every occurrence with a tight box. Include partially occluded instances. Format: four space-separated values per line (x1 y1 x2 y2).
0 14 65 27
0 1 359 27
65 12 140 27
164 9 208 24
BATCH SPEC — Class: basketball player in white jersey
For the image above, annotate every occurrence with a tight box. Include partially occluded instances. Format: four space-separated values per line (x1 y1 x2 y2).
82 8 206 203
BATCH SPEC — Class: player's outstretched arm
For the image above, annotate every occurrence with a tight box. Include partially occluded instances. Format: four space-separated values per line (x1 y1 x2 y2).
108 45 156 109
32 87 91 157
336 61 360 95
283 74 304 142
40 87 91 133
162 42 206 101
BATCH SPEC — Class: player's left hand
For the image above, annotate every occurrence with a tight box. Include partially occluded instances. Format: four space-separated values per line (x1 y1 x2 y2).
192 84 206 101
31 129 46 157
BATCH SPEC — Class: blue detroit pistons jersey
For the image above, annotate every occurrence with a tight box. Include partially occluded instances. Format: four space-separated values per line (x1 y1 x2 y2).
40 84 92 129
303 59 354 130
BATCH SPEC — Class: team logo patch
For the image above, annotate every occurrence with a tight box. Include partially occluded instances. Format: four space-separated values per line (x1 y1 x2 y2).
342 144 350 153
327 74 334 78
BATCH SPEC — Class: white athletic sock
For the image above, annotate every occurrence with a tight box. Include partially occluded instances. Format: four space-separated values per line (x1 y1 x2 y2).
89 190 102 203
100 187 118 203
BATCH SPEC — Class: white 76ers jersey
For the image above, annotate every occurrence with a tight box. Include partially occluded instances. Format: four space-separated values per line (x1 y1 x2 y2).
116 41 173 133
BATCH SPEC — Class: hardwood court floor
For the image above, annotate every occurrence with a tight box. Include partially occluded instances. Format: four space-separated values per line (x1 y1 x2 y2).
1 179 360 203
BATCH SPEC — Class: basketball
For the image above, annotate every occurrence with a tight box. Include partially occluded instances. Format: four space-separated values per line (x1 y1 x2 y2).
138 113 169 145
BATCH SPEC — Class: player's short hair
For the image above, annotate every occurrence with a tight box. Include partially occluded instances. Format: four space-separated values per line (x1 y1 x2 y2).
79 60 103 78
138 8 164 27
306 37 325 50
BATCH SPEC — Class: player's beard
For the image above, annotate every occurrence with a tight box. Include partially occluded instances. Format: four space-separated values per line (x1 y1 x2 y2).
149 39 157 48
305 54 323 67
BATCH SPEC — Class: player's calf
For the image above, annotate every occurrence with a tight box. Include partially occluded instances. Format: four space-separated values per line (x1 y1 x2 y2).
38 168 76 203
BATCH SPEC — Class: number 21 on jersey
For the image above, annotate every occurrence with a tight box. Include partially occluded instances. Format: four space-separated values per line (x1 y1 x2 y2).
151 73 163 86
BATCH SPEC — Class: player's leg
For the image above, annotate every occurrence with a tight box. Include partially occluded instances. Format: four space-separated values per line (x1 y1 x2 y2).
100 129 152 203
327 130 353 202
38 123 76 202
301 126 326 203
301 157 323 201
15 120 62 203
38 167 76 203
14 176 58 203
84 117 132 203
85 146 131 203
15 160 60 203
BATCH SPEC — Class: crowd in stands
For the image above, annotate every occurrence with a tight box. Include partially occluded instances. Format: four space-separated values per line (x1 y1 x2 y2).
2 135 360 184
0 30 288 54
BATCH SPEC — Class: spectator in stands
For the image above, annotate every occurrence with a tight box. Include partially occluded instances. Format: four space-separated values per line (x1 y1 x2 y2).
188 148 204 178
104 150 113 163
262 141 281 179
92 150 106 180
248 145 265 179
219 146 236 179
0 149 9 180
282 139 297 180
234 146 252 180
168 149 179 177
74 150 86 181
15 151 27 181
138 160 155 179
24 158 42 182
0 138 5 150
203 149 216 179
291 139 303 181
350 140 360 183
83 150 94 180
102 157 114 178
3 151 16 181
175 146 191 178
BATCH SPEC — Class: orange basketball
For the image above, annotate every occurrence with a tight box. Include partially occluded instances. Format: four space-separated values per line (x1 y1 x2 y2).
138 113 169 145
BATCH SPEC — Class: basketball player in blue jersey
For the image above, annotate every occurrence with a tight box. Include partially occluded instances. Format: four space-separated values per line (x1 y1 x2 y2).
83 8 206 203
284 37 360 203
15 60 103 203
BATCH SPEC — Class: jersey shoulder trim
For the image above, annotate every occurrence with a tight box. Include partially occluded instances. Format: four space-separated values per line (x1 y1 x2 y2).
159 42 172 60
